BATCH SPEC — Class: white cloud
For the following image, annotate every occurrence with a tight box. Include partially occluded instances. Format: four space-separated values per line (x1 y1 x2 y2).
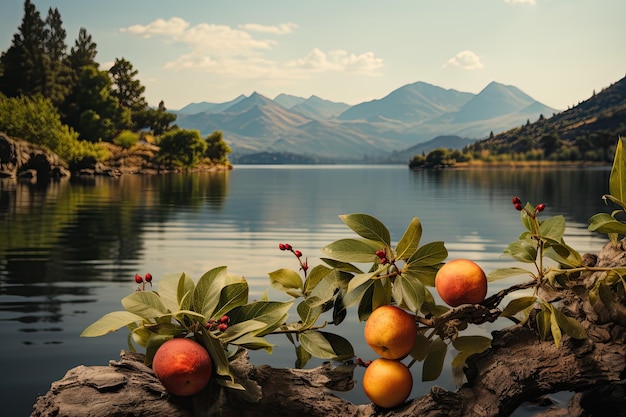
122 18 383 79
504 0 537 5
122 17 190 38
443 50 484 70
286 48 383 75
238 23 298 35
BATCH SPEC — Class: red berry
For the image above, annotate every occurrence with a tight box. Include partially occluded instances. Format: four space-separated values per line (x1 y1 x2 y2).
134 274 143 284
512 196 521 205
294 250 302 258
144 273 153 282
220 315 230 324
284 243 292 251
514 203 523 211
279 243 286 250
536 203 546 212
217 323 228 332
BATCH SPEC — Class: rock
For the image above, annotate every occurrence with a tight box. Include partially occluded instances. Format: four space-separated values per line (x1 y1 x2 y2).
0 132 70 181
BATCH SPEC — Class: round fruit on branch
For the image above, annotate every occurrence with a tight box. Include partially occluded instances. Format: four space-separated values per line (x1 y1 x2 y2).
152 337 213 397
435 259 488 307
364 305 417 360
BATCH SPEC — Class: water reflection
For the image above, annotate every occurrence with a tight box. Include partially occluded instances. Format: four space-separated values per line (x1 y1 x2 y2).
0 166 615 416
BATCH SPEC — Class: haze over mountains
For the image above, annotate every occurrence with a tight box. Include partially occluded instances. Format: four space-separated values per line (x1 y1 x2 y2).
175 81 558 163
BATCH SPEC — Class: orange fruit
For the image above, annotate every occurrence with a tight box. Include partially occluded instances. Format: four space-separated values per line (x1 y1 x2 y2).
152 337 213 396
364 305 417 360
435 259 487 307
362 358 413 408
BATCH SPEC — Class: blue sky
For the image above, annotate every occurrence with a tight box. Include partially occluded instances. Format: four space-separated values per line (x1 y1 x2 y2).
1 0 625 111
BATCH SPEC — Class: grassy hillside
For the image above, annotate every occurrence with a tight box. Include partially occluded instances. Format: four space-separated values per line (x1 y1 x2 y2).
465 75 626 162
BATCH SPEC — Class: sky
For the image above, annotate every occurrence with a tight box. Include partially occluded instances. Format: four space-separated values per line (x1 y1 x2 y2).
1 0 625 111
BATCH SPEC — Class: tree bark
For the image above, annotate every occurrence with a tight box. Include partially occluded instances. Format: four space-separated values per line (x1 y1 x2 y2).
31 240 626 417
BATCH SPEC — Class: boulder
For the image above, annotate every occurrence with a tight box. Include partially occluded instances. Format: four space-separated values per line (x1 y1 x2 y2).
0 132 70 181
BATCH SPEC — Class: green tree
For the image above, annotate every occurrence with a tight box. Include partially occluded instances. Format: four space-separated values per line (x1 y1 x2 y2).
67 27 98 71
0 93 105 163
158 129 207 168
204 130 232 163
63 66 126 141
134 100 177 135
109 57 147 130
43 7 71 106
0 0 47 97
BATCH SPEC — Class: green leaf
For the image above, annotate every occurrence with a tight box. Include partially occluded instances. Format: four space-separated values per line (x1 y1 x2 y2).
451 336 491 384
339 213 391 246
192 266 229 318
538 215 566 243
393 274 426 313
452 335 491 354
551 306 587 340
409 332 430 361
403 264 440 287
218 319 267 343
269 268 303 295
320 258 363 274
299 330 354 360
347 271 378 295
295 343 312 369
177 273 195 307
303 265 333 295
230 333 275 353
543 242 583 268
372 279 392 311
503 239 537 263
549 307 562 347
80 311 145 337
588 212 626 234
609 136 626 205
305 269 338 306
406 241 448 266
297 299 324 329
227 301 293 336
198 329 234 382
144 333 174 366
422 337 447 382
121 291 170 319
395 217 422 260
157 273 184 313
212 281 249 320
342 277 374 309
321 238 382 263
487 267 533 282
500 296 537 318
536 310 551 341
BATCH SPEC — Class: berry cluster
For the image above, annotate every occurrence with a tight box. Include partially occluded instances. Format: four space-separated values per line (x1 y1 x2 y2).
356 357 372 367
205 315 230 332
278 242 309 273
375 248 388 264
512 196 545 214
134 273 153 291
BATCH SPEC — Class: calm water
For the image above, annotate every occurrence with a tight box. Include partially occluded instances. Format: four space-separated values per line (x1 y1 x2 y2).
0 165 612 416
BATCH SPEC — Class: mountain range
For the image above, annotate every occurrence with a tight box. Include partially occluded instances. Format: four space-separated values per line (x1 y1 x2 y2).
174 81 559 163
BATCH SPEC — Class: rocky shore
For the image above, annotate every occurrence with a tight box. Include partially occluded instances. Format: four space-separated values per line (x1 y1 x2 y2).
0 132 232 183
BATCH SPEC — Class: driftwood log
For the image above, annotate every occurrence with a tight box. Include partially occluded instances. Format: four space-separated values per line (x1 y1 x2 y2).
31 240 626 417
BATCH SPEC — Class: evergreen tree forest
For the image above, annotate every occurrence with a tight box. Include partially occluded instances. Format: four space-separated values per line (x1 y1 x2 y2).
0 0 231 169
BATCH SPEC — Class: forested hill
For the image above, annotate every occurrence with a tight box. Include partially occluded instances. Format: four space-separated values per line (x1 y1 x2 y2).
466 75 626 161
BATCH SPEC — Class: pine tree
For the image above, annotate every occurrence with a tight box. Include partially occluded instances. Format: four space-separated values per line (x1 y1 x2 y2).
43 7 71 106
109 57 147 129
0 0 47 97
67 28 98 71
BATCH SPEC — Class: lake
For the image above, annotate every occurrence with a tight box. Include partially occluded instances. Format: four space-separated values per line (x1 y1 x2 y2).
0 165 612 416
